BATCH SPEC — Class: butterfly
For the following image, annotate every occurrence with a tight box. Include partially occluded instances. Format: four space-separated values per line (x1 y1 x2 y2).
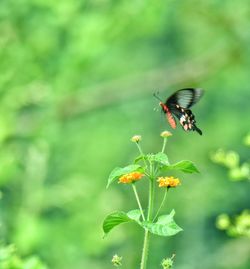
154 88 204 135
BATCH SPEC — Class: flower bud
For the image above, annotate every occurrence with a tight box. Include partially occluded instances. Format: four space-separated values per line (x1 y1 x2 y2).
131 135 142 143
111 254 122 267
161 131 172 138
161 254 175 269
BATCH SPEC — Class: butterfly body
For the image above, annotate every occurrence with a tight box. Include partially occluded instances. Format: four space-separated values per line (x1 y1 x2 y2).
156 88 204 135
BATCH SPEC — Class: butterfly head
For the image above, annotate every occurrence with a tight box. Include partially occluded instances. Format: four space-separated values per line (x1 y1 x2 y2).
159 102 167 112
153 92 165 108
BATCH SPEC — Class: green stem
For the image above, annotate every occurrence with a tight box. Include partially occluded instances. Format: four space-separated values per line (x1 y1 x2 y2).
153 188 168 222
136 142 147 169
147 179 155 220
140 229 150 269
161 137 167 153
140 178 155 269
132 183 145 221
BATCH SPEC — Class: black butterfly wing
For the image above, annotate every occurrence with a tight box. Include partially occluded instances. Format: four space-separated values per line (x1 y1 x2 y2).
166 88 204 109
165 88 203 135
170 106 202 135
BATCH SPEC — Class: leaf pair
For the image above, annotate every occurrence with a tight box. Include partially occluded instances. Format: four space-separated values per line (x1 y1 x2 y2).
103 210 182 237
135 152 170 166
135 152 199 173
106 153 199 188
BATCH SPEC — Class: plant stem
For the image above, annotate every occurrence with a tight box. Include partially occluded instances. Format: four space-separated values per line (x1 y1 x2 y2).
132 183 145 221
140 229 150 269
153 189 168 222
136 142 147 168
140 178 155 269
161 137 167 153
147 179 155 221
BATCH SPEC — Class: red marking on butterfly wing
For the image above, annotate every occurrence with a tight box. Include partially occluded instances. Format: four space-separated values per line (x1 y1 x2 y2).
167 112 176 129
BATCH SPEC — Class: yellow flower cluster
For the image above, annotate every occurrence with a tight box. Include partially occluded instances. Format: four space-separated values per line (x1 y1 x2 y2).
157 176 181 188
119 172 144 184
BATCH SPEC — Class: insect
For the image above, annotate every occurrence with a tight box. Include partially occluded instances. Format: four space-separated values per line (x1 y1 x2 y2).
154 88 204 135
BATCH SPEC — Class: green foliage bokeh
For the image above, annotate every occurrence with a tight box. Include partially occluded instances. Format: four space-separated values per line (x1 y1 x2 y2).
0 1 249 268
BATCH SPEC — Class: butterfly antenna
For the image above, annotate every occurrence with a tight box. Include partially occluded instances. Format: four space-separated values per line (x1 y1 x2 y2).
153 91 163 102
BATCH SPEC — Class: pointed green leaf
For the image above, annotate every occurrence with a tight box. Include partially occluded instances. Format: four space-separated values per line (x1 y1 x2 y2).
156 209 175 225
127 209 142 223
103 210 142 236
134 155 146 164
103 211 131 236
134 153 169 166
142 210 183 237
106 165 143 188
162 160 199 174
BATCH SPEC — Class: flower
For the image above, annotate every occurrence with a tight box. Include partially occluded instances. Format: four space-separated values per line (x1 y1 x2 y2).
119 171 144 184
131 135 142 143
111 254 122 267
157 176 181 188
160 131 172 138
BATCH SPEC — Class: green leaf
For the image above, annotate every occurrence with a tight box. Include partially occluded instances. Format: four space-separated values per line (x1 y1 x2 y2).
106 165 143 188
103 210 142 236
149 152 169 166
142 210 182 237
162 160 199 174
134 152 169 166
127 209 142 223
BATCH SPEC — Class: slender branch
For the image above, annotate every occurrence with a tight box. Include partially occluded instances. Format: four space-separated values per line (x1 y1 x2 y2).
136 142 148 169
147 179 155 221
140 229 150 269
153 189 168 222
132 183 145 221
59 45 230 119
140 178 155 269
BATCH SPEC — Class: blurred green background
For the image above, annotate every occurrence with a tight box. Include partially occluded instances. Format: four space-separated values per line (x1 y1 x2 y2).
0 0 249 268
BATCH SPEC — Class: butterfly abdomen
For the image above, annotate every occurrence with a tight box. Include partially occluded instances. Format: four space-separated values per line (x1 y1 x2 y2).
167 112 177 129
